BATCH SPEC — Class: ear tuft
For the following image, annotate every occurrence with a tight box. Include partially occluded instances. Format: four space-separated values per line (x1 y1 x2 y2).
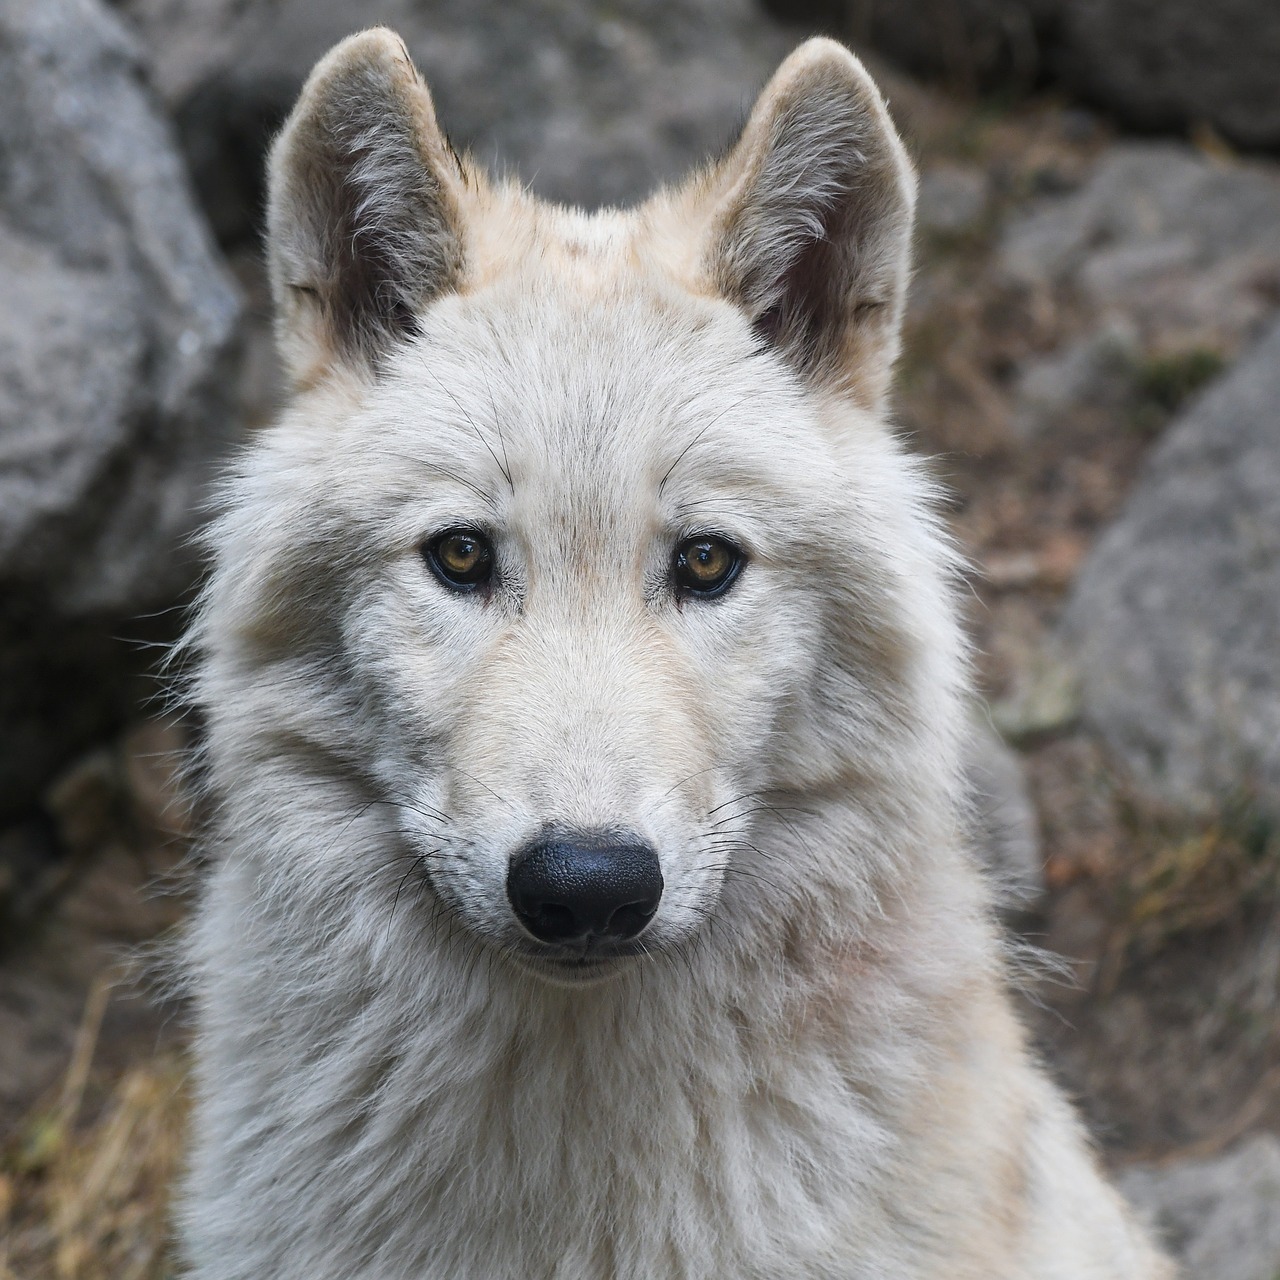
267 29 469 386
705 39 917 409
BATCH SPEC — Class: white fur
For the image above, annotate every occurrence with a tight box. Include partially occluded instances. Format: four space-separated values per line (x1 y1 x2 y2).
178 31 1173 1280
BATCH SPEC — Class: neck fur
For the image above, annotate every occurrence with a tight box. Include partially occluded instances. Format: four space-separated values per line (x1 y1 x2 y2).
194 799 995 1277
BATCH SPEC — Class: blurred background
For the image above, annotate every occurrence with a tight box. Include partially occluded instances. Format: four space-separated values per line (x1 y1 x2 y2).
2 0 1279 1274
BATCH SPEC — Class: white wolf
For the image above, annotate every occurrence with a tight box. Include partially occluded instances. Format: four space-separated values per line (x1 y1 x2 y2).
179 28 1172 1280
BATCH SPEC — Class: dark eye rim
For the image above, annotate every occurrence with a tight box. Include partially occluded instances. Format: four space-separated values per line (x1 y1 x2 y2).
422 526 495 593
673 534 746 600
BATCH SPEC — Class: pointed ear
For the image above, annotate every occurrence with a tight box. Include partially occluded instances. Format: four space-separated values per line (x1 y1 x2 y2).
700 39 917 410
266 29 468 388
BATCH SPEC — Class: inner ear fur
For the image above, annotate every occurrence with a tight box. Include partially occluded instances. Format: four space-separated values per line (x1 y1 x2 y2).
266 28 468 387
702 39 917 410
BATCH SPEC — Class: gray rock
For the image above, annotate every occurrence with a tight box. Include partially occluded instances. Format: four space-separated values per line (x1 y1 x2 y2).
841 0 1280 150
965 715 1044 907
1062 317 1280 819
1119 1135 1280 1279
841 0 1054 91
1000 143 1280 358
988 644 1082 745
114 0 794 241
1059 0 1280 153
0 0 240 827
1012 318 1139 437
917 163 989 237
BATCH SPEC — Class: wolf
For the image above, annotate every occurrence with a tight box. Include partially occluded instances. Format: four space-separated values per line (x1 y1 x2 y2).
178 27 1173 1280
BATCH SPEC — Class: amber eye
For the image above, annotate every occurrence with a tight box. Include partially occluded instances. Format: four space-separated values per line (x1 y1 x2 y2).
424 528 494 592
673 535 744 599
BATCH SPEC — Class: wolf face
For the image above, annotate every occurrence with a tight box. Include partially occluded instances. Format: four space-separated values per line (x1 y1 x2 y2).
332 293 843 979
194 30 966 989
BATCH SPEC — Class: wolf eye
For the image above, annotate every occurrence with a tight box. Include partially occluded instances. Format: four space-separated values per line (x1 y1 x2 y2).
424 528 494 592
673 536 744 599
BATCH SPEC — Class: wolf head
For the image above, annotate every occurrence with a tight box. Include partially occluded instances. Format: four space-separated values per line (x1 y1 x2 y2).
195 31 968 988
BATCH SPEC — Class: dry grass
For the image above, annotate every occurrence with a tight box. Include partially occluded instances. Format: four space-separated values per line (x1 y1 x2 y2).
1096 799 1280 993
1 978 188 1280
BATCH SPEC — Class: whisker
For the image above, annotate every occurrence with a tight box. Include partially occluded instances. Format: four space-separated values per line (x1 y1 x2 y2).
657 395 755 498
417 360 514 492
442 765 517 812
379 452 496 506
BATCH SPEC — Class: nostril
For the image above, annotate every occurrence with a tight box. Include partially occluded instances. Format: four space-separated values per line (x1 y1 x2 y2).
507 832 663 946
524 901 577 942
606 900 657 941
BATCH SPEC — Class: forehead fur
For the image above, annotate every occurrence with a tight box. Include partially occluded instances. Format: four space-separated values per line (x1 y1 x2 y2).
280 252 855 552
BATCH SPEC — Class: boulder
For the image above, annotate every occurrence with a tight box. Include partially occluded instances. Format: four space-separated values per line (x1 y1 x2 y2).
1000 143 1280 360
996 143 1280 437
831 0 1280 150
1057 0 1280 152
837 0 1054 91
1120 1135 1280 1279
916 162 989 238
1012 319 1138 438
1062 317 1280 820
113 0 794 242
0 0 240 832
964 717 1044 908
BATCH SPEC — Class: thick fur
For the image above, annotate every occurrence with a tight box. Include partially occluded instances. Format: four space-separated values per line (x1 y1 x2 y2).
179 30 1173 1280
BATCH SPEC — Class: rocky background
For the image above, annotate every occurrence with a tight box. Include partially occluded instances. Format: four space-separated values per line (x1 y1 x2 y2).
2 0 1279 1274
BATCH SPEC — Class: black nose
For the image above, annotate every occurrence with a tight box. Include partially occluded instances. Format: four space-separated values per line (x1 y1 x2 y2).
507 833 663 945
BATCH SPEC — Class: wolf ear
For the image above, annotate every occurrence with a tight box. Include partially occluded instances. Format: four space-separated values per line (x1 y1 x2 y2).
699 39 917 410
266 29 467 387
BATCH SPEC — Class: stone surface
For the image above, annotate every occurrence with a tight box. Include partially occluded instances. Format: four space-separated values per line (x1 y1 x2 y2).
996 142 1280 440
916 162 988 237
114 0 794 241
1120 1136 1280 1279
837 0 1053 90
834 0 1280 150
1059 0 1280 152
1012 319 1138 438
0 0 240 829
1062 317 1280 819
1000 143 1280 359
965 716 1044 906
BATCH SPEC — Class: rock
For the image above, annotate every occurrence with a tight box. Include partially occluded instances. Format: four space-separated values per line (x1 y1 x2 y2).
1058 0 1280 153
1000 143 1280 359
1012 318 1139 437
831 0 1280 151
965 716 1044 907
988 645 1082 746
917 162 988 238
1119 1136 1280 1279
0 0 240 831
1062 317 1280 820
837 0 1054 91
113 0 795 242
